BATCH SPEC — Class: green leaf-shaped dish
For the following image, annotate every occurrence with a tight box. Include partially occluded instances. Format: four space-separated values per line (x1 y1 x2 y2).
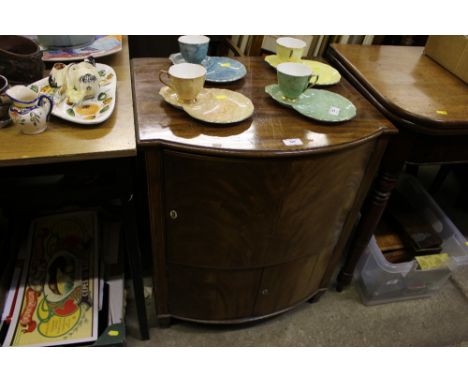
265 84 356 123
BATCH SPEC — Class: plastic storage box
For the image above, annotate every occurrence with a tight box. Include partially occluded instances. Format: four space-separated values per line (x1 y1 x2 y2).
356 175 468 305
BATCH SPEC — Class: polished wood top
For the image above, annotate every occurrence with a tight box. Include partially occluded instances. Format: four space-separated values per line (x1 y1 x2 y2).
329 44 468 131
0 36 136 167
132 57 395 157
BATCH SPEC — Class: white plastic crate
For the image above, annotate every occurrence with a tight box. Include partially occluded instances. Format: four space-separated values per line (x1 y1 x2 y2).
356 175 468 305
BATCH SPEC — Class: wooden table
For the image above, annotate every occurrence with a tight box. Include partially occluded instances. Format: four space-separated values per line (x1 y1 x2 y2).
0 36 136 167
0 37 149 340
326 44 468 290
132 56 396 325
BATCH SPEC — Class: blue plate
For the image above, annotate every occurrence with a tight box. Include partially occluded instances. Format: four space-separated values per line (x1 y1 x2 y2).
169 53 247 83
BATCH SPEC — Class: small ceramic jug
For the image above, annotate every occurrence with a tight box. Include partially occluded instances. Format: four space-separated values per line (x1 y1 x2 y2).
6 85 53 134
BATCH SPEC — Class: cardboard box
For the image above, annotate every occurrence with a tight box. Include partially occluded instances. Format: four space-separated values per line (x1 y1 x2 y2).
424 35 468 84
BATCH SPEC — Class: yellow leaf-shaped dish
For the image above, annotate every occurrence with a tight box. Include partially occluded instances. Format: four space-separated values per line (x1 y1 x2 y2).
265 55 341 86
183 89 254 124
160 87 254 124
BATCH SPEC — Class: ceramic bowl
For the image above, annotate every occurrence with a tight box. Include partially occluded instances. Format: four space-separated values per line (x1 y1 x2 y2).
0 74 11 127
37 35 95 49
0 36 44 84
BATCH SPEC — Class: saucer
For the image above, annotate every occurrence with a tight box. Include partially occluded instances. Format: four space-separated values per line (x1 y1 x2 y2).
265 84 356 122
159 86 210 109
265 55 341 86
160 86 254 124
169 53 247 83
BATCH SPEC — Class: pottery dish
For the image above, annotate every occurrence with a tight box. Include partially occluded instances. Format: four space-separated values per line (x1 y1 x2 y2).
265 84 356 122
183 88 254 124
41 35 123 62
160 86 254 124
159 86 210 109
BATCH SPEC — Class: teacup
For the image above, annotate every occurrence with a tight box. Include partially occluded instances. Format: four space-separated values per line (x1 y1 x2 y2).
276 37 307 62
159 63 206 103
277 62 319 99
178 35 210 64
0 75 11 127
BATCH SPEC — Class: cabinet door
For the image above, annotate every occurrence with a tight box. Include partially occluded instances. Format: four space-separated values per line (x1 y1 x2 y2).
164 141 374 270
253 256 322 317
164 150 286 269
168 264 262 321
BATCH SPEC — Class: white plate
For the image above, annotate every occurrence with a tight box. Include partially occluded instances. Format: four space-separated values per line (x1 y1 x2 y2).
29 63 116 125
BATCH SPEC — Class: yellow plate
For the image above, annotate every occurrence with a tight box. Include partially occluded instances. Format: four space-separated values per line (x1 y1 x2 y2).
160 87 254 124
265 55 341 86
159 86 210 109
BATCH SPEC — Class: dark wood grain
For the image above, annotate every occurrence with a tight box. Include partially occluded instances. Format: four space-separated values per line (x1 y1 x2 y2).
132 57 395 157
329 44 468 131
164 140 374 271
145 150 171 326
329 44 468 290
253 256 324 316
133 56 396 324
168 264 262 320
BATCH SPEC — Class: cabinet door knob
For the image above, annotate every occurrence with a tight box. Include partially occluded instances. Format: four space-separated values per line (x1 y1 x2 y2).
261 288 269 295
169 210 178 220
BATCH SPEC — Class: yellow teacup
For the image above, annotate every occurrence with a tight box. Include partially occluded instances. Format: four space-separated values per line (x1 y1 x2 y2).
276 37 307 62
159 63 206 103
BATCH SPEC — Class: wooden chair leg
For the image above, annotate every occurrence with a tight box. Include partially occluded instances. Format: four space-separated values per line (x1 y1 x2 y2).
123 199 150 340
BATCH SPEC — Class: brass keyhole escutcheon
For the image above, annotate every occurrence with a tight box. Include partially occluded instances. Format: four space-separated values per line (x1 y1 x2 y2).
261 289 269 295
169 210 178 220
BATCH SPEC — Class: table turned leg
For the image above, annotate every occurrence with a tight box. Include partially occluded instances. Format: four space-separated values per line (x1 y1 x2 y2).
336 170 400 291
336 133 411 291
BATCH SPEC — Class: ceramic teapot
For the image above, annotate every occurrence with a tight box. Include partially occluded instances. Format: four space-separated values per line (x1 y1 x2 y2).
6 85 53 134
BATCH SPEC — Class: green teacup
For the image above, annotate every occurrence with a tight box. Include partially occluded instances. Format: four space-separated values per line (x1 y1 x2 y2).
277 62 318 99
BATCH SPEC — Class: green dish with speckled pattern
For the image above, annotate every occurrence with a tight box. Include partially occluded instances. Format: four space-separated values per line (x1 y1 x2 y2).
265 84 356 123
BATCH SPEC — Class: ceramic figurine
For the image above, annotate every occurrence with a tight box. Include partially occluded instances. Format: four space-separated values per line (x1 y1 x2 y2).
6 85 53 134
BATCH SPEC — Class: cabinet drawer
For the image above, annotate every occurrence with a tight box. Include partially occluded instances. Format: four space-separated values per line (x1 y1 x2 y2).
168 265 262 321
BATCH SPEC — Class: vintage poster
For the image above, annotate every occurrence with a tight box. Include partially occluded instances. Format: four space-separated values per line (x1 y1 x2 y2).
4 212 99 346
